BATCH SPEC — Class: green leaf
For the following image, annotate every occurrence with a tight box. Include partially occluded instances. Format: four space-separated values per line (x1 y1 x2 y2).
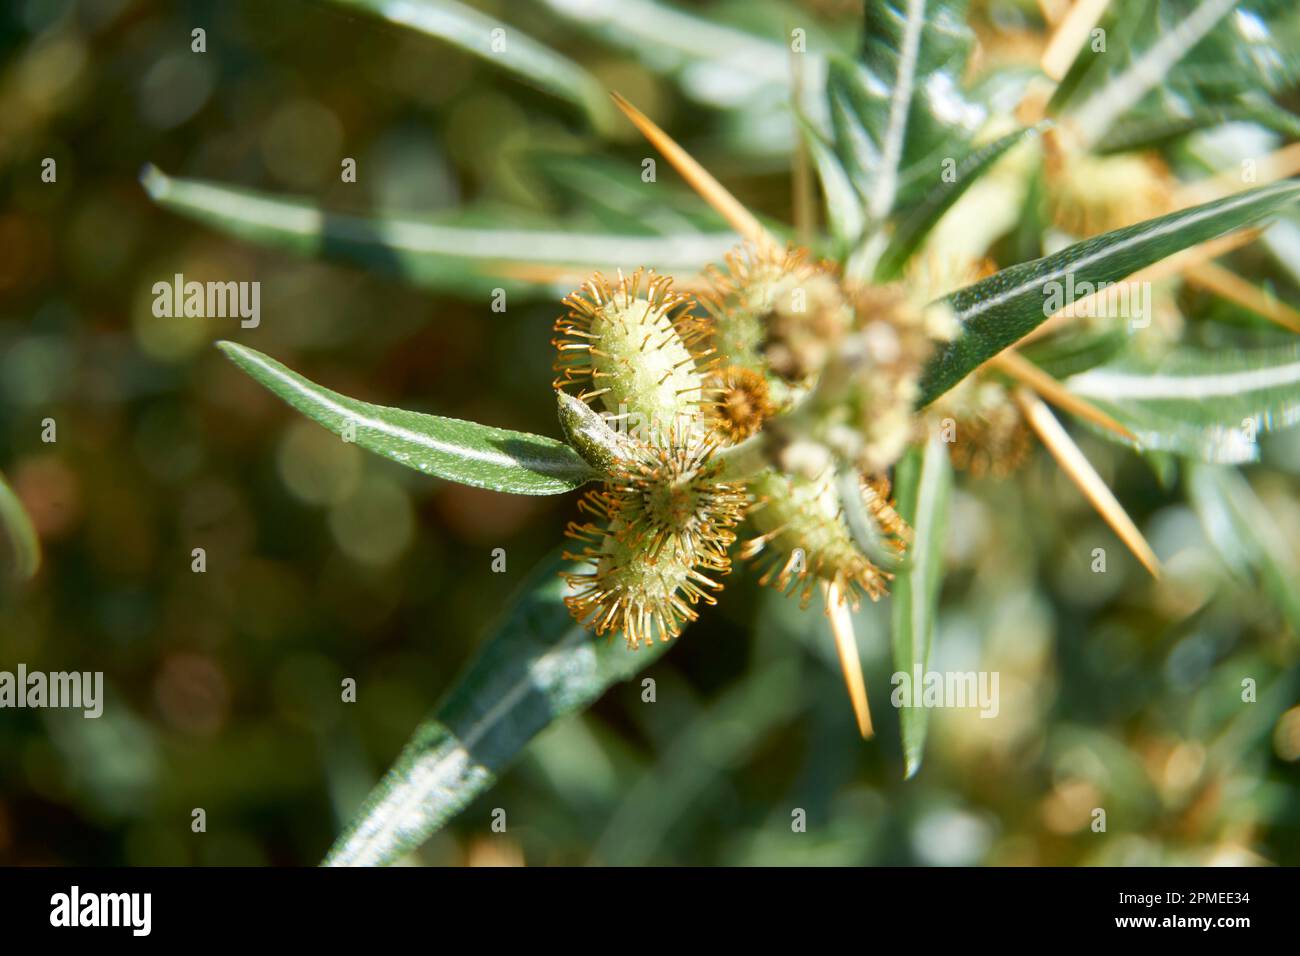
1064 344 1300 464
833 0 982 234
1048 0 1157 117
0 471 40 581
875 123 1045 279
1060 0 1296 149
889 435 951 778
324 550 669 866
321 0 615 132
917 180 1300 406
1187 463 1300 633
218 341 595 495
800 118 866 247
141 165 739 296
826 58 884 208
1095 96 1300 154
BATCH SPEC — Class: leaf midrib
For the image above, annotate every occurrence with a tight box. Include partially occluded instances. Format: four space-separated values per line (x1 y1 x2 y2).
949 185 1292 325
223 343 587 479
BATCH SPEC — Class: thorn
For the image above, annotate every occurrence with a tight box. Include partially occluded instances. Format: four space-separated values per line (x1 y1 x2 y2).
1015 389 1161 579
822 580 874 739
479 260 712 293
1183 262 1300 335
990 350 1137 442
1139 227 1263 282
1040 0 1110 81
1175 143 1300 208
1036 0 1070 27
480 261 587 286
610 91 781 257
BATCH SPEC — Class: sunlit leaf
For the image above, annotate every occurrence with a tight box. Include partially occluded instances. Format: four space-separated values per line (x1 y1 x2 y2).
527 151 728 235
1064 344 1300 463
1095 96 1300 154
0 472 39 581
801 118 866 247
889 435 951 779
829 0 983 242
918 180 1300 405
141 165 739 296
1058 0 1298 149
219 342 595 495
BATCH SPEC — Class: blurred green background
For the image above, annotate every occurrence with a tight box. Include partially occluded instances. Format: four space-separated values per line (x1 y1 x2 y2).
1 0 1299 866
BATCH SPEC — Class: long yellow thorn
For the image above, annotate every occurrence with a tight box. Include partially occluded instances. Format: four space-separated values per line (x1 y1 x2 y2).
1175 142 1300 209
823 581 874 739
1183 262 1300 335
1136 228 1263 283
1015 389 1160 578
790 41 816 247
1040 0 1111 81
1036 0 1071 27
610 91 781 257
480 261 589 286
482 260 712 294
991 350 1137 442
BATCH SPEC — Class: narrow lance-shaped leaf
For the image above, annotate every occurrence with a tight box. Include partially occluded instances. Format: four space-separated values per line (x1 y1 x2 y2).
141 165 740 297
0 472 40 581
219 342 594 495
1064 344 1300 464
325 550 670 866
830 0 983 278
800 118 866 247
1095 97 1300 155
1187 463 1300 634
322 0 615 132
917 179 1300 406
1047 0 1157 117
1059 0 1300 150
889 434 952 779
854 0 981 222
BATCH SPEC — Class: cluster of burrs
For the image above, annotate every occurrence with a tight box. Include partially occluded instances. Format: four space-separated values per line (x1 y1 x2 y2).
552 246 947 651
